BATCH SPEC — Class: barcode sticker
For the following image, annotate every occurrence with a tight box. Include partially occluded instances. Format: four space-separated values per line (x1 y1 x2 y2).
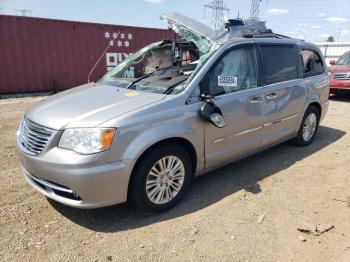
218 75 237 87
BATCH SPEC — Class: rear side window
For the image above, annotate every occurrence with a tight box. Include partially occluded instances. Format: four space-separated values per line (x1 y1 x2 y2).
259 45 298 85
301 49 324 76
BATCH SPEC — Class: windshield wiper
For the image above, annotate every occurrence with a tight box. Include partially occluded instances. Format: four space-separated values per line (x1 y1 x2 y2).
162 78 187 94
126 64 176 89
126 70 157 89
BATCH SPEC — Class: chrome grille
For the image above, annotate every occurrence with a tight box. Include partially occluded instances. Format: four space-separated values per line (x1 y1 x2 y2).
19 119 53 155
332 72 350 80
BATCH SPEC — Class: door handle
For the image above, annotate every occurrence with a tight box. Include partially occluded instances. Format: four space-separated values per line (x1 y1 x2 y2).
249 97 263 104
265 93 277 99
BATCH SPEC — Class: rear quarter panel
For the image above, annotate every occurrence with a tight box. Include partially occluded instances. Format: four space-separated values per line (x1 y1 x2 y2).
298 43 329 125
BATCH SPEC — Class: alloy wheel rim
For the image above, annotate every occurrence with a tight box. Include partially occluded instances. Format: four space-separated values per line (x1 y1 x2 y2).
146 155 185 205
302 113 317 142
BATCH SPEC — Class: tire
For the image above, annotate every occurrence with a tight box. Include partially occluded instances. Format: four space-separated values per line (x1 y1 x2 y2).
292 105 320 146
129 143 193 213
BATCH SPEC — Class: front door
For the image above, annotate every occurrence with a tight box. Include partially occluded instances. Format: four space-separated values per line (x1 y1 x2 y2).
203 44 265 169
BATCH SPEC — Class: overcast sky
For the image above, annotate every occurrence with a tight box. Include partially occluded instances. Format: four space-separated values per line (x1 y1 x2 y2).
1 0 349 42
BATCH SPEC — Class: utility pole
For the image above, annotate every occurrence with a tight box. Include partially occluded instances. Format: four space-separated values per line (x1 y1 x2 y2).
15 8 32 16
250 0 262 21
337 28 341 42
204 0 230 31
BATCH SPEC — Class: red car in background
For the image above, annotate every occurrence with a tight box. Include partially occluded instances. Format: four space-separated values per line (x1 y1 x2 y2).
328 51 350 95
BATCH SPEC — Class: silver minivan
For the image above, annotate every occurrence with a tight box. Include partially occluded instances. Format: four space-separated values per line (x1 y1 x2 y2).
16 13 329 212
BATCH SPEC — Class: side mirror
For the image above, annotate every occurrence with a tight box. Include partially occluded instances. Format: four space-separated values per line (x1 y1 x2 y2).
329 60 336 65
200 98 226 128
199 74 226 128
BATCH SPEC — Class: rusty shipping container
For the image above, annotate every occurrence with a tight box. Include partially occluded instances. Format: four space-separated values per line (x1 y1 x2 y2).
0 15 176 94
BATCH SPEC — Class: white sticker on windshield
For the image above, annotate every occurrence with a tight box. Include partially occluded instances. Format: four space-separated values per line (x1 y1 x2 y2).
218 75 237 87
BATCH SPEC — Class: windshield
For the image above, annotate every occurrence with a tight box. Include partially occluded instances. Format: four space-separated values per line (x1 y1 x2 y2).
100 12 221 95
100 40 216 94
336 51 350 65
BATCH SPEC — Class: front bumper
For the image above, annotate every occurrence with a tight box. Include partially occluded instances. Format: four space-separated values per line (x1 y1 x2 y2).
330 79 350 91
17 146 132 208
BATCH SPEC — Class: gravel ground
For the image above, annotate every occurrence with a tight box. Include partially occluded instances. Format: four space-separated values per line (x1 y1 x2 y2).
0 95 350 262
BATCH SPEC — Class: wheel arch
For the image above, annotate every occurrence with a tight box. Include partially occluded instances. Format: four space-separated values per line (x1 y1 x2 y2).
309 101 322 116
127 137 197 199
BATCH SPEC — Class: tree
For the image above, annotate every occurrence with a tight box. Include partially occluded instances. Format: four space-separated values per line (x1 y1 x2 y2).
327 36 335 42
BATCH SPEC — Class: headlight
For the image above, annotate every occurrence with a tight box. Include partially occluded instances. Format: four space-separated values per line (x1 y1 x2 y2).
58 128 116 154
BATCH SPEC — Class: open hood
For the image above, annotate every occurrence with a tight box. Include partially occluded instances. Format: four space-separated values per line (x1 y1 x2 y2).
160 12 219 54
161 13 275 47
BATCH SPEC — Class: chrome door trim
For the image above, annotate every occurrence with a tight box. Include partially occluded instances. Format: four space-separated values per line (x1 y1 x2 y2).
281 114 299 122
262 114 299 127
211 114 298 144
212 125 263 144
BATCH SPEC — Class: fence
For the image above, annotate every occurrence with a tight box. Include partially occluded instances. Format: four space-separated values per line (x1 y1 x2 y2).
314 42 350 65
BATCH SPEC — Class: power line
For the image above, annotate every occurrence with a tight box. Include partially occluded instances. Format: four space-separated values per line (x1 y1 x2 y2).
67 0 192 23
15 8 32 16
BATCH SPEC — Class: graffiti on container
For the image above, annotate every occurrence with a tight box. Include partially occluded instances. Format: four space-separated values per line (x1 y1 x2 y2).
104 31 133 71
106 53 132 71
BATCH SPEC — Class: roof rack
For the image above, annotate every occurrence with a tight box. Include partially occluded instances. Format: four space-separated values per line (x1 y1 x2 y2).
224 19 298 41
243 32 292 39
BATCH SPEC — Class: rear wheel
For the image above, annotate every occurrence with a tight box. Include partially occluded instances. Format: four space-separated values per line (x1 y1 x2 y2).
129 144 192 213
292 106 320 146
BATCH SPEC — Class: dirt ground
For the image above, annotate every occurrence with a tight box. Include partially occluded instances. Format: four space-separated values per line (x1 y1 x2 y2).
0 95 350 262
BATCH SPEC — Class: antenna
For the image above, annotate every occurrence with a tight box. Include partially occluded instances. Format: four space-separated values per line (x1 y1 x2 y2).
250 0 262 21
88 32 120 83
204 0 230 30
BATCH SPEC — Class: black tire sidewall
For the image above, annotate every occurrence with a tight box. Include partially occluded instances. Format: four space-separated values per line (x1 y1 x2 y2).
129 144 192 213
296 106 320 146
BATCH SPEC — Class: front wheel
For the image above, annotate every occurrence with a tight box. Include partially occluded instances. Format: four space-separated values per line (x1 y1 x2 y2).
292 106 320 146
129 144 192 213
